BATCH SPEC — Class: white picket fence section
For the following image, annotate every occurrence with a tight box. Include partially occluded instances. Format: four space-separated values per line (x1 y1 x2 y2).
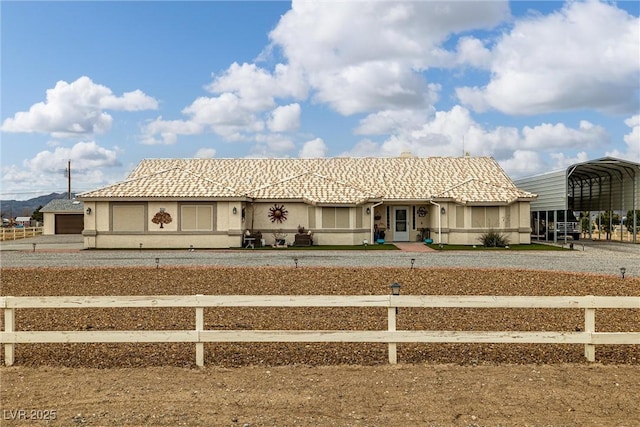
1 295 638 366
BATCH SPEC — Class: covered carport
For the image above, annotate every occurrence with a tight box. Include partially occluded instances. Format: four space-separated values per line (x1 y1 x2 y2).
515 157 639 244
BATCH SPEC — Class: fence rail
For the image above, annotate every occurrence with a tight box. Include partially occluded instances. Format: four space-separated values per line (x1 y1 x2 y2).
0 227 43 241
2 295 638 366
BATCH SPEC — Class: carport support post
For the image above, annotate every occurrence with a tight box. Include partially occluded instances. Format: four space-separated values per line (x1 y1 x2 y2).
195 295 204 367
388 305 397 364
4 306 14 366
584 301 595 362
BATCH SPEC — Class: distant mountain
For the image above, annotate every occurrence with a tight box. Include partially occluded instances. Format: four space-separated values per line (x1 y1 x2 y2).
0 192 76 218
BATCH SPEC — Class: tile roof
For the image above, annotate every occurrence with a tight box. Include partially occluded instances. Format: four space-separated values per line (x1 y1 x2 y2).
41 199 85 212
79 156 536 205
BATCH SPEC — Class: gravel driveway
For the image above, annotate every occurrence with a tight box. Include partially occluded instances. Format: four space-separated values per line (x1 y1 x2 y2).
1 235 638 277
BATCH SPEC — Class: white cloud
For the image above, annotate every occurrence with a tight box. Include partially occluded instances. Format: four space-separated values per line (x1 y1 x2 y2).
25 141 121 173
251 134 296 156
194 148 216 159
521 121 608 151
457 1 640 114
606 115 640 162
269 1 507 115
1 76 157 137
1 141 123 199
298 138 327 158
455 36 492 69
268 104 301 133
549 152 591 170
499 151 547 179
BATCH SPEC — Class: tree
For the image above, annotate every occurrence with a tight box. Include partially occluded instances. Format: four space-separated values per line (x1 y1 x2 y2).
624 210 640 233
32 205 44 223
595 211 620 239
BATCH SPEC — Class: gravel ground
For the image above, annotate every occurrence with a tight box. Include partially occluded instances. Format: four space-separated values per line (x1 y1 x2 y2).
0 235 638 277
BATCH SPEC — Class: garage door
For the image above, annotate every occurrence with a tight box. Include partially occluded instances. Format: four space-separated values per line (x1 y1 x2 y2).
55 214 84 234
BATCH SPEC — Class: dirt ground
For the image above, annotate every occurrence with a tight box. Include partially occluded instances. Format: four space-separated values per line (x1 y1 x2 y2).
1 267 639 426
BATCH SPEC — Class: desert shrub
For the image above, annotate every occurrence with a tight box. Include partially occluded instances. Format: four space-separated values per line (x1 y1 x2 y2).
478 229 510 247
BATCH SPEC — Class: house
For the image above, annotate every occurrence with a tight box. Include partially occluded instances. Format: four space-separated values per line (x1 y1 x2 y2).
40 199 85 235
14 217 32 227
77 155 537 249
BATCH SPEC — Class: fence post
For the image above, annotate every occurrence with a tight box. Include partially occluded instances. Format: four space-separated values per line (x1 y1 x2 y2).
4 304 15 366
388 304 397 364
584 295 596 362
195 295 204 367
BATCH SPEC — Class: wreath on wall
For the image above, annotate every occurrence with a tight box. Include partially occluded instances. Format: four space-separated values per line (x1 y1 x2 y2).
268 204 288 223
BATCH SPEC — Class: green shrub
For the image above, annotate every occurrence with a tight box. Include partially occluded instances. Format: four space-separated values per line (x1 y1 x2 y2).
479 229 510 247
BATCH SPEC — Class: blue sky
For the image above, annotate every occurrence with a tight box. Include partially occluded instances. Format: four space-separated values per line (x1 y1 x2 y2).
1 0 639 200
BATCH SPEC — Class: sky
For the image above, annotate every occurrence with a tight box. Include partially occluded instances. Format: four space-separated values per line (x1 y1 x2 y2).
1 0 639 200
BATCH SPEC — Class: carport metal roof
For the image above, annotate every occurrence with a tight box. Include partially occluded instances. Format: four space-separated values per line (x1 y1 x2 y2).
515 157 639 213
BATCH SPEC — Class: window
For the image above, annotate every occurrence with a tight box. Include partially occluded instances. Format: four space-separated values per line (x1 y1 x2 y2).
181 205 214 231
472 206 500 228
112 204 145 232
322 207 349 228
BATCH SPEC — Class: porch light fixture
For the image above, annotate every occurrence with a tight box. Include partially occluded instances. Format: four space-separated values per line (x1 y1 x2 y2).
440 207 446 215
366 207 371 215
620 267 626 279
232 207 238 215
85 207 92 215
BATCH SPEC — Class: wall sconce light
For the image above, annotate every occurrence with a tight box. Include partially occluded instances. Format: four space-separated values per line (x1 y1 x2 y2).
440 207 446 215
366 207 371 215
85 207 92 214
232 207 238 215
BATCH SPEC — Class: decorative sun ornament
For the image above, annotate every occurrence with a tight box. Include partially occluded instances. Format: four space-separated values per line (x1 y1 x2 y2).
268 204 288 223
417 206 427 217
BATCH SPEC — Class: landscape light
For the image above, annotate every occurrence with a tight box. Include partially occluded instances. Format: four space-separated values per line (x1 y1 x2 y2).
390 282 401 296
620 267 626 279
410 258 415 269
293 257 298 268
155 258 160 269
32 243 36 252
390 282 401 315
139 243 143 252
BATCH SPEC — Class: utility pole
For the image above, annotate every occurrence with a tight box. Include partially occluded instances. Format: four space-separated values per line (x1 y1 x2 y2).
64 160 71 199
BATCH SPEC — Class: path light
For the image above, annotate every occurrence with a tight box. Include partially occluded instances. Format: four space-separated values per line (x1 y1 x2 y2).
189 245 194 252
293 257 298 268
390 282 401 314
620 267 626 279
139 243 143 252
32 243 36 252
410 258 415 269
155 257 160 269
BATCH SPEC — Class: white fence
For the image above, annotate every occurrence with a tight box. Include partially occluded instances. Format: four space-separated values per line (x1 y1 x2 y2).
2 295 638 366
0 227 43 241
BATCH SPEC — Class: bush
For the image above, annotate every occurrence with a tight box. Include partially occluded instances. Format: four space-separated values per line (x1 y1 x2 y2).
479 229 510 247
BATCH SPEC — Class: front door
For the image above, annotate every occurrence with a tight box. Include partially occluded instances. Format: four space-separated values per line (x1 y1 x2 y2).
393 206 409 241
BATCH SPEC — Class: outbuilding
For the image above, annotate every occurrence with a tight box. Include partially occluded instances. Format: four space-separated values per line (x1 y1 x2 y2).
515 157 639 244
40 199 85 235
